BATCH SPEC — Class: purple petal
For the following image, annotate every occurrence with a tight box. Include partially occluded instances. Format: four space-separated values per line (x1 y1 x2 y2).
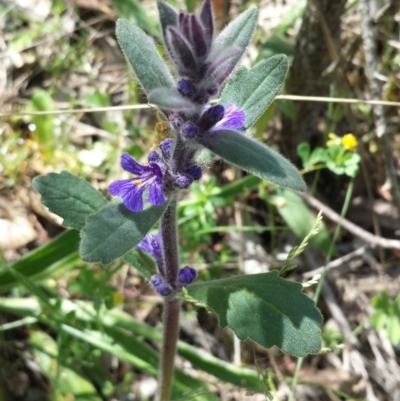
120 153 145 175
109 178 146 212
122 183 146 212
109 179 137 199
147 182 166 206
214 103 245 130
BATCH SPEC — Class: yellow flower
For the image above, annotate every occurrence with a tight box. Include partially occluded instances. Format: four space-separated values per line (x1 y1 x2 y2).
341 133 358 151
326 133 340 148
112 291 125 306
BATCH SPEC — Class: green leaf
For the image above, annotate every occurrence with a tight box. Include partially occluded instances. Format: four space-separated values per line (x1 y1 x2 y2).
0 230 80 294
31 90 54 146
0 297 261 391
387 315 400 346
33 171 107 230
219 55 289 129
200 129 305 191
187 271 322 357
148 87 195 111
213 6 258 57
272 189 331 253
116 19 174 94
80 201 167 264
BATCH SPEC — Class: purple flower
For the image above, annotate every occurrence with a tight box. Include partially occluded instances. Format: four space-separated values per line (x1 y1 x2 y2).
109 153 166 212
137 232 165 275
178 266 197 285
213 103 245 131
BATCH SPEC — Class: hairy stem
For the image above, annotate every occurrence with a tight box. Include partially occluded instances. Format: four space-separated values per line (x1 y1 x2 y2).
157 194 180 401
161 194 179 285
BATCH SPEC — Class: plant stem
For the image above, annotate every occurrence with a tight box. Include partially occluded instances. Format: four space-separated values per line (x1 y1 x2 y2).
288 179 354 401
157 193 181 401
161 194 179 286
157 297 181 401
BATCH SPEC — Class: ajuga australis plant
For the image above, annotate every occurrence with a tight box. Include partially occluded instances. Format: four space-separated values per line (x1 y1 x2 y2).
33 1 323 399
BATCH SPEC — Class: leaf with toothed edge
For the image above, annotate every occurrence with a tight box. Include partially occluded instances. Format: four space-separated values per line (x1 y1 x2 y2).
32 171 107 230
80 201 168 265
198 129 306 192
187 271 323 357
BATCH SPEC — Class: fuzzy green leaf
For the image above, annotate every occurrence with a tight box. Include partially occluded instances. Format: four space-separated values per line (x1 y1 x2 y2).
116 19 174 94
80 201 167 264
187 271 322 356
148 88 195 112
33 171 107 230
220 55 289 129
213 6 258 57
200 129 306 191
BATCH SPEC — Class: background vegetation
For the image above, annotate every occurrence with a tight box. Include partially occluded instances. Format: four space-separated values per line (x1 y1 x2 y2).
1 0 399 400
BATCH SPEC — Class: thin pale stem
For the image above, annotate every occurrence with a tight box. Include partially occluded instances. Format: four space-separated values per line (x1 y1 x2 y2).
157 194 181 401
288 179 354 401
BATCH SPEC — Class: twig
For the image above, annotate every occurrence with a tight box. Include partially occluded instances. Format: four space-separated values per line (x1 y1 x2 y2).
300 192 400 250
359 0 400 217
304 250 380 401
2 96 400 117
302 245 367 279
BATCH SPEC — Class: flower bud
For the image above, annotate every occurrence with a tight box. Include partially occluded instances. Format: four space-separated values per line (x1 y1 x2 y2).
178 266 197 284
181 122 199 139
175 174 193 188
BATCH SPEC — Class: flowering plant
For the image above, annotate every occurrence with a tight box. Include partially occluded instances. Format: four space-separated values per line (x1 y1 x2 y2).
33 1 322 399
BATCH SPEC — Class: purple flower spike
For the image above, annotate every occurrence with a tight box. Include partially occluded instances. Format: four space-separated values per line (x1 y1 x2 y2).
175 174 193 188
213 103 245 130
109 153 166 212
198 105 225 131
157 283 172 296
178 266 197 285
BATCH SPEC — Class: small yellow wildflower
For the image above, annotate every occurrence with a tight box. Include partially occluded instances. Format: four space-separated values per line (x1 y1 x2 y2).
326 133 340 148
341 133 358 151
112 291 125 306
